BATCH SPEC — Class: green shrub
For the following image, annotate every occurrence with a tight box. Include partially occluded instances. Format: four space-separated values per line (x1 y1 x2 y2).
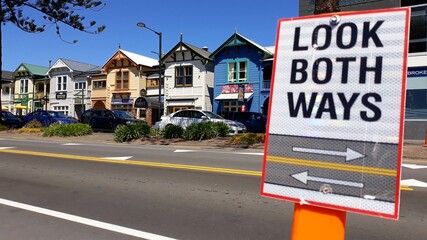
24 119 42 128
113 122 151 143
214 122 231 137
183 122 230 141
0 124 9 131
161 124 184 139
43 123 92 137
150 127 160 137
230 133 265 145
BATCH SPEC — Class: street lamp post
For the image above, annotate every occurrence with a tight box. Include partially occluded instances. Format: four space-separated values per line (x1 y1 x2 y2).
136 22 163 121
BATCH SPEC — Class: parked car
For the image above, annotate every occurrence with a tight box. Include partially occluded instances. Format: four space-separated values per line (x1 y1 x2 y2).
23 110 75 127
220 111 267 133
157 109 247 135
0 111 24 128
80 109 146 132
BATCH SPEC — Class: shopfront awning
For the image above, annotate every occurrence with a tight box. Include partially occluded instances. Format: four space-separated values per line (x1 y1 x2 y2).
12 105 28 109
1 105 8 110
215 92 253 100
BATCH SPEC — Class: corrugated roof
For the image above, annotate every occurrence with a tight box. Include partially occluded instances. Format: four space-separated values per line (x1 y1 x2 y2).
1 70 13 80
210 33 274 59
21 63 49 76
183 42 212 60
59 58 101 72
120 49 158 67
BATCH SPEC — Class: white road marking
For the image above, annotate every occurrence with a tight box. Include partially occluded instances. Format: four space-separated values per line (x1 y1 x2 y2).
62 143 84 146
174 149 263 156
174 150 197 153
0 147 15 150
402 164 427 170
0 198 177 240
401 179 427 188
102 156 133 160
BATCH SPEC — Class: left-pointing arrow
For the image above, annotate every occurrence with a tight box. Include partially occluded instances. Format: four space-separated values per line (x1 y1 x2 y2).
292 146 365 161
291 171 364 188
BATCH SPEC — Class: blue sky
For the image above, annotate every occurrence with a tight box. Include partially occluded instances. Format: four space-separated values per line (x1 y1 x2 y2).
2 0 299 71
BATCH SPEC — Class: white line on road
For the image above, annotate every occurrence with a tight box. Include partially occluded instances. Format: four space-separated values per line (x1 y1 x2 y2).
102 156 133 160
401 179 427 188
0 198 177 240
0 147 15 150
62 143 84 146
174 149 263 156
402 164 427 170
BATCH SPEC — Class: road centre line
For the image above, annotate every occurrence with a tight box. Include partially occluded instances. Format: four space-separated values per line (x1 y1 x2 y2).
0 149 414 191
0 198 177 240
267 156 396 177
0 149 262 177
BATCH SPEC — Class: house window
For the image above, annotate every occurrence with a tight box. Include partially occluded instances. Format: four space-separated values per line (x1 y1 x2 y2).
93 80 106 89
74 82 86 90
5 87 10 94
175 66 193 87
223 101 242 112
228 61 247 83
53 106 69 116
115 71 129 90
57 76 67 91
20 79 28 93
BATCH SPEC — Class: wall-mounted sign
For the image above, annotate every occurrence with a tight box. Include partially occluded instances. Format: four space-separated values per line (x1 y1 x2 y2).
56 92 67 100
134 97 148 108
221 84 254 94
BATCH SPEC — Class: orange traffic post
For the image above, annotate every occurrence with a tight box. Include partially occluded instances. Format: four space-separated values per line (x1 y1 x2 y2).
291 203 346 240
423 130 427 147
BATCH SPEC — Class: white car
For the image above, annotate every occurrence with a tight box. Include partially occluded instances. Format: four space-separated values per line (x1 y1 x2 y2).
157 109 246 135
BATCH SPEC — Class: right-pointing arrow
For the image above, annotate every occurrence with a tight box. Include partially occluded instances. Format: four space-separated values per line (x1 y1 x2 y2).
292 146 365 161
291 171 364 188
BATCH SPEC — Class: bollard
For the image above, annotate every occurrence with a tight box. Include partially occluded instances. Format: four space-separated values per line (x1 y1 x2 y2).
424 130 427 147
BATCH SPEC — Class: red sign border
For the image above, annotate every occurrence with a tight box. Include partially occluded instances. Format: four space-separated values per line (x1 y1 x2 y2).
261 7 410 220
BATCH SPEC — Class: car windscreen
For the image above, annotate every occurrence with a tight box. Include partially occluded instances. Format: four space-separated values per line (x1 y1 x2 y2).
113 111 133 119
1 111 17 118
202 111 224 119
49 111 66 118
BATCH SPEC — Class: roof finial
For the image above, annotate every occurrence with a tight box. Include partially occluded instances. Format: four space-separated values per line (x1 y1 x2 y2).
118 43 121 49
235 26 238 33
180 33 183 42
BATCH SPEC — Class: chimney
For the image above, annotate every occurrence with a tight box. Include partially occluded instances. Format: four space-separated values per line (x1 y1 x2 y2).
202 46 209 51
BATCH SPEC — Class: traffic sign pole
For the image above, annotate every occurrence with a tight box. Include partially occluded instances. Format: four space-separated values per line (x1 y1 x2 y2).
291 204 346 240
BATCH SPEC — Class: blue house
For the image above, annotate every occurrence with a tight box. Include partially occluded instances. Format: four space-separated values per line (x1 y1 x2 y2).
210 33 274 116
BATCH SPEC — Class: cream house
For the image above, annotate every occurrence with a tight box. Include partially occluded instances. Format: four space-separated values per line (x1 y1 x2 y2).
102 49 159 124
161 39 214 114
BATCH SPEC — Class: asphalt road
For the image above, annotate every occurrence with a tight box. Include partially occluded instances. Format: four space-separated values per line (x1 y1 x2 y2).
0 138 426 239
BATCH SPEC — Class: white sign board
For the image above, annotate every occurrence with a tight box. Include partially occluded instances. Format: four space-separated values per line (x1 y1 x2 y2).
261 8 410 220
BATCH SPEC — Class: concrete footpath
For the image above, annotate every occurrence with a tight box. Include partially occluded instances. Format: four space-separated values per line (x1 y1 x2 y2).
0 131 425 161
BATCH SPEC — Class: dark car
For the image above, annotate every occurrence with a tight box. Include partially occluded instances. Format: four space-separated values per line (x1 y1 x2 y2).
221 111 267 133
1 111 24 128
80 109 145 132
23 110 75 127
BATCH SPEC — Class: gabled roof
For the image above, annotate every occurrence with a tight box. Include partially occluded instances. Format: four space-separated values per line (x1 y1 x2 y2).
13 63 49 79
162 41 212 62
210 33 273 59
58 58 101 72
102 49 158 69
14 63 49 76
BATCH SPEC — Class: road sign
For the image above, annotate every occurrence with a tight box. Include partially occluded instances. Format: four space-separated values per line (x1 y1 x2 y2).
261 8 410 220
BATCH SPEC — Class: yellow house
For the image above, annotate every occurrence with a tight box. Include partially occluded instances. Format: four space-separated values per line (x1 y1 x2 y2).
102 49 158 124
90 73 108 110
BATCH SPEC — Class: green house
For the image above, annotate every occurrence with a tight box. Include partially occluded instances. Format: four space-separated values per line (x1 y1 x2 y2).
13 63 49 115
